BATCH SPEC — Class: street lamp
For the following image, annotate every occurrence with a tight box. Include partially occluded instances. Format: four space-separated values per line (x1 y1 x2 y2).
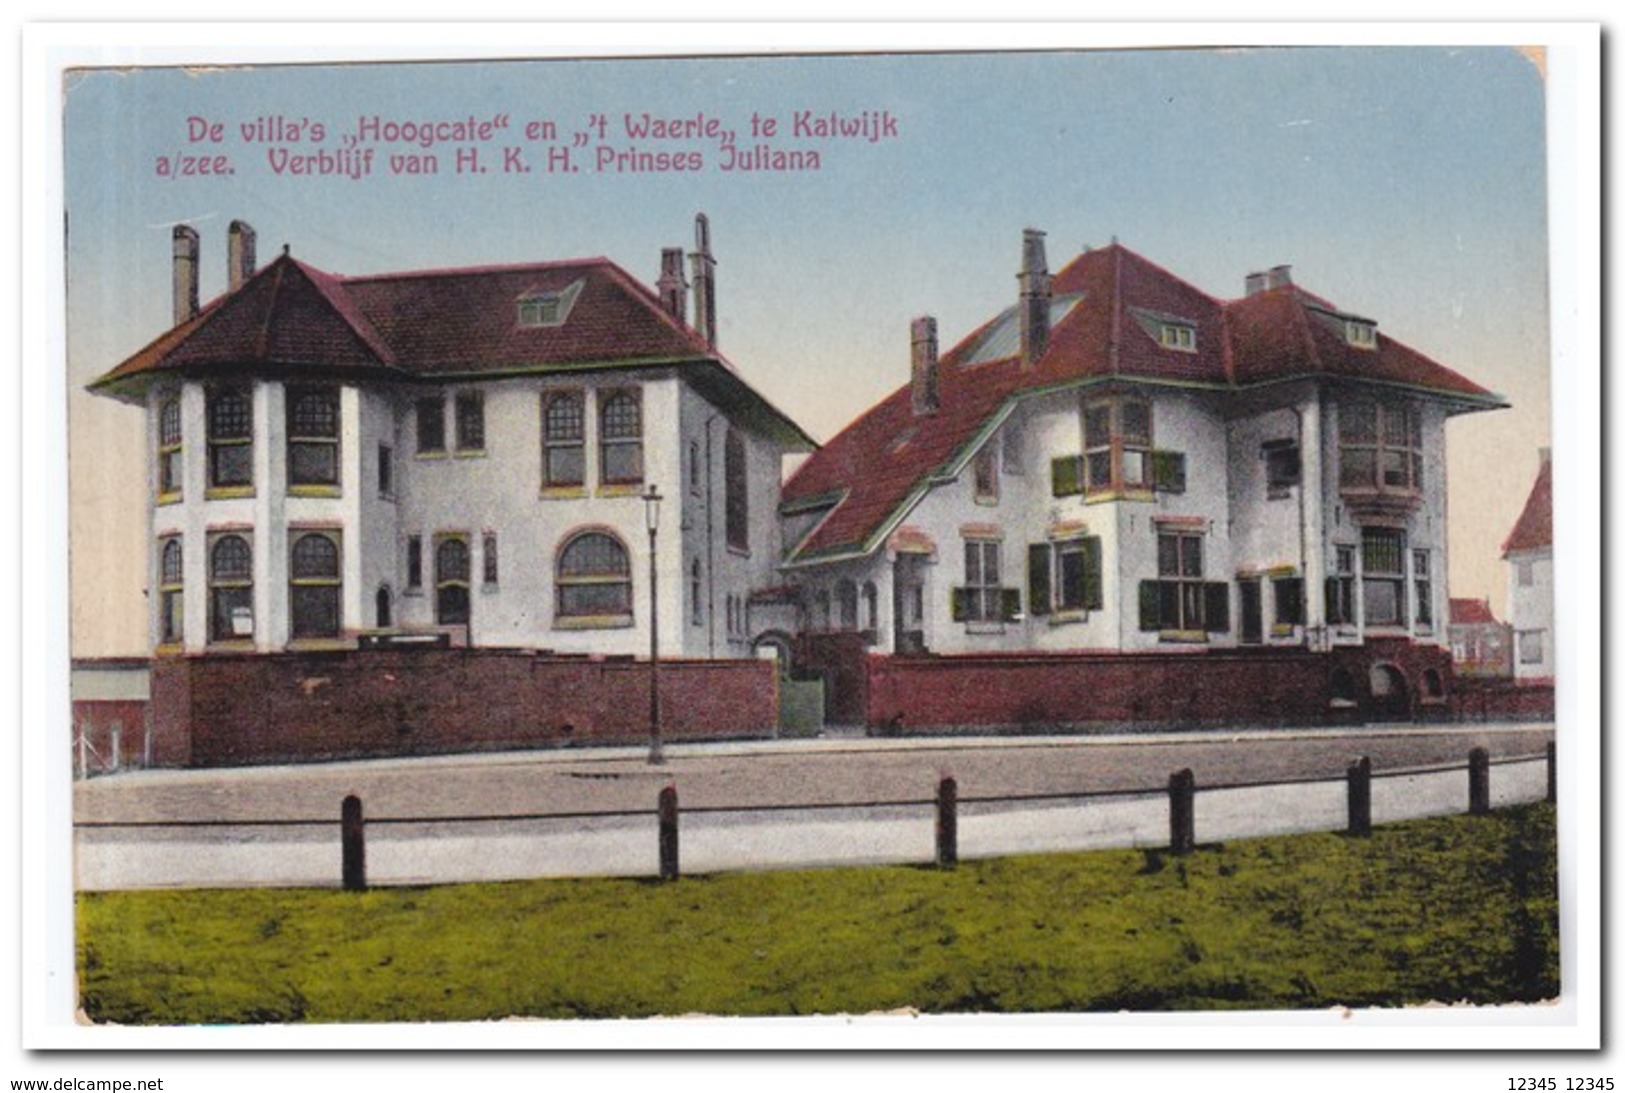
644 484 664 765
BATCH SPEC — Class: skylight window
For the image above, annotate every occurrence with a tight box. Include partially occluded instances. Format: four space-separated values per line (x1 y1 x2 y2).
517 279 584 329
1159 322 1197 352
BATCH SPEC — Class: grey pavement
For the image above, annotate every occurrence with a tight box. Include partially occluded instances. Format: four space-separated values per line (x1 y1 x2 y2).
72 723 1555 891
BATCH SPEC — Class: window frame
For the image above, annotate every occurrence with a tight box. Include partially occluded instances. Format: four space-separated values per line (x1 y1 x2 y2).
157 396 183 501
1339 400 1423 496
555 529 634 625
542 389 587 489
415 395 447 456
973 443 1000 504
1154 530 1206 634
725 428 750 552
207 533 255 644
454 391 486 455
288 531 342 641
955 538 1018 625
1412 549 1433 630
1082 397 1154 497
206 385 254 494
285 385 341 492
597 389 644 488
1360 527 1408 629
434 534 472 626
158 536 184 647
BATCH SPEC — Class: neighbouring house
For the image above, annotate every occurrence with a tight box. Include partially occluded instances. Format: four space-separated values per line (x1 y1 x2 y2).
1503 449 1554 684
87 215 815 764
1447 597 1513 678
779 230 1507 729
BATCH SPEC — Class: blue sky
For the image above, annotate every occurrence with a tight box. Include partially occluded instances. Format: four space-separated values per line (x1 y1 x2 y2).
64 44 1553 634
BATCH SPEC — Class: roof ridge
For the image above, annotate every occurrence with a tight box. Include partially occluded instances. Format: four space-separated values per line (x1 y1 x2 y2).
337 254 615 285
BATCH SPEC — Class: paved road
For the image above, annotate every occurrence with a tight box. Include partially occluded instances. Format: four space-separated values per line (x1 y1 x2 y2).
73 723 1555 890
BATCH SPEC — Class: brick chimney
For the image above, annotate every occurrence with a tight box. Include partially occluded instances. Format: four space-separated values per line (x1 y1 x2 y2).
172 224 199 326
910 316 939 416
690 213 717 349
228 220 257 291
1018 228 1051 369
657 246 687 323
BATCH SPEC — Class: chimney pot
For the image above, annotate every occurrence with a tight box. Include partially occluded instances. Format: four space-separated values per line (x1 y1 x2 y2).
1267 264 1293 290
1018 228 1052 369
1245 271 1268 296
228 220 257 292
911 316 940 416
172 224 200 326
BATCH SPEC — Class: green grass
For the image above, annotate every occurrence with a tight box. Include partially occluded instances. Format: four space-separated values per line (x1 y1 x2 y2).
77 803 1558 1023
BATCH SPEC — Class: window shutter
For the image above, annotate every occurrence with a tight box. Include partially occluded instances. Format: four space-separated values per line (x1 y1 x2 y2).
1084 537 1103 610
1153 450 1187 493
951 587 971 622
1204 582 1230 633
1051 455 1081 497
1027 543 1052 617
1001 588 1023 623
1138 580 1161 631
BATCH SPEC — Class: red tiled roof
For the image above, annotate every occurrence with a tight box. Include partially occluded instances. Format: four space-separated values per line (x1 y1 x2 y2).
1449 598 1500 626
1502 454 1553 555
783 241 1505 562
91 252 718 394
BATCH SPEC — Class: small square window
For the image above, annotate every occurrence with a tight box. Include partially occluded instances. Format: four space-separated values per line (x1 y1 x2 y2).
1159 323 1196 351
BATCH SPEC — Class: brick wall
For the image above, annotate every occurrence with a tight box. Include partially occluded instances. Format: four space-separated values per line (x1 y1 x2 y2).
1452 677 1557 722
70 700 150 773
151 649 777 768
864 640 1456 733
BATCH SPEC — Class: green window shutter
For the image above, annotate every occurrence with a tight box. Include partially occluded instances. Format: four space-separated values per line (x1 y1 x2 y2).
1152 450 1186 493
1204 582 1231 632
1051 455 1081 497
1028 543 1052 617
1083 537 1103 610
1001 587 1023 623
1138 580 1161 632
951 587 971 622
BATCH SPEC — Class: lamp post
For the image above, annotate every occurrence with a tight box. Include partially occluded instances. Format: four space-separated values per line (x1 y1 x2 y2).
644 484 665 765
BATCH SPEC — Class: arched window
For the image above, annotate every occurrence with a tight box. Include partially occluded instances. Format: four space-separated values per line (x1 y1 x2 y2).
158 537 184 645
375 585 393 629
543 391 585 487
209 534 254 642
435 536 471 626
289 532 341 639
557 531 632 620
157 397 183 499
598 390 643 485
836 580 859 631
863 581 879 634
690 558 703 626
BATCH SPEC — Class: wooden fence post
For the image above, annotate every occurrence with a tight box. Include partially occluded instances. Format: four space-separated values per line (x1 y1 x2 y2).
341 794 366 891
1169 768 1196 855
936 775 958 869
1468 747 1491 816
1347 756 1372 837
1547 740 1557 804
658 784 680 882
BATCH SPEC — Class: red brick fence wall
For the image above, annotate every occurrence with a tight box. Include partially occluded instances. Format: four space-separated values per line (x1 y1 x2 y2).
151 648 778 768
864 640 1457 733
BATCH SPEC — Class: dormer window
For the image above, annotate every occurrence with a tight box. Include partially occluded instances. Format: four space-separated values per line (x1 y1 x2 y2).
1159 322 1197 352
1346 320 1378 349
517 279 584 328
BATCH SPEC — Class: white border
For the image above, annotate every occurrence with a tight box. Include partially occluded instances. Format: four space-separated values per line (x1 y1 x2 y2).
15 17 1604 1069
